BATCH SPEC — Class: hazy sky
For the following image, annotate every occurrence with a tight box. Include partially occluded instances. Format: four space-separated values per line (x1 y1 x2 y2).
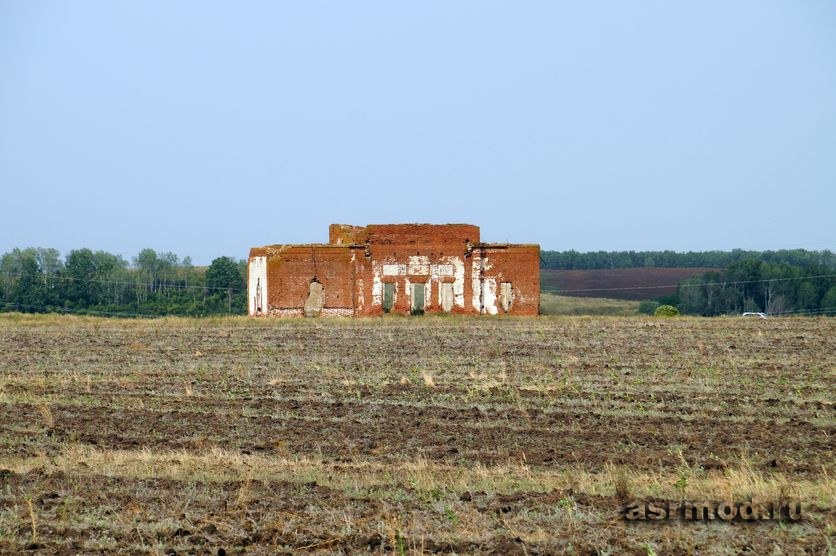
2 2 834 264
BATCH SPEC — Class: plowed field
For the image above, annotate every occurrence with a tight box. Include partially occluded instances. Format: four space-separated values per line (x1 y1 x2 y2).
541 268 716 299
0 314 833 554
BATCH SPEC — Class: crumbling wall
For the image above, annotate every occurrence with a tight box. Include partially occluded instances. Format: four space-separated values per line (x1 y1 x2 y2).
247 251 268 316
364 223 480 247
352 224 480 316
329 224 366 245
477 245 540 316
304 281 324 317
250 224 540 317
262 245 355 317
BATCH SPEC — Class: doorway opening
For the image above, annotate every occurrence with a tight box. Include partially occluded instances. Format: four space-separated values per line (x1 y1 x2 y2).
411 283 425 315
383 282 394 313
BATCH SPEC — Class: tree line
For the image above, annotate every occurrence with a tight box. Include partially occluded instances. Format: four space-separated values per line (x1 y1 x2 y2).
0 247 246 316
670 259 836 316
540 248 836 270
3 246 834 318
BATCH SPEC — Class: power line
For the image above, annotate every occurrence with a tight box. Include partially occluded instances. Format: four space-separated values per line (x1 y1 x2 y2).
0 300 241 318
702 240 836 251
4 270 834 297
540 242 836 254
553 274 836 294
0 301 164 318
0 272 247 292
1 299 832 320
770 307 836 316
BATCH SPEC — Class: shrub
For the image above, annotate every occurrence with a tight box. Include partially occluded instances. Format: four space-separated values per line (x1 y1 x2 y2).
654 304 680 317
638 300 660 315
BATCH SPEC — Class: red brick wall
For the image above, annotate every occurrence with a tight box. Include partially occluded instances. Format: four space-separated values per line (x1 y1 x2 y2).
339 224 482 316
363 224 480 248
328 224 365 245
479 246 541 316
264 246 354 312
250 224 540 317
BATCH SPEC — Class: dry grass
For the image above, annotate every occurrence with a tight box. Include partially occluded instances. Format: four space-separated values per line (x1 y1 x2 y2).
25 497 36 541
539 293 640 315
35 403 54 429
4 445 831 507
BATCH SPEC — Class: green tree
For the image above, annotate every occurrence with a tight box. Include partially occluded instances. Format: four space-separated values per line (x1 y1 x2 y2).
794 281 817 311
206 256 244 314
206 257 243 291
12 256 47 311
63 248 99 308
822 285 836 311
134 248 159 298
638 300 660 315
677 276 706 315
92 251 129 308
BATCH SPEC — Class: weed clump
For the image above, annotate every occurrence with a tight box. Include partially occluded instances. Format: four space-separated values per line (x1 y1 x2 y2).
614 468 632 501
654 304 680 317
35 404 54 430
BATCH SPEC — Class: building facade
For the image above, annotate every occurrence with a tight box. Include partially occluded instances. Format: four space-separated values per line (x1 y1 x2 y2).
248 223 540 317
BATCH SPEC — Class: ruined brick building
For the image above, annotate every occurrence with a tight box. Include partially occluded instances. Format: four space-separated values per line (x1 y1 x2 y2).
248 224 540 317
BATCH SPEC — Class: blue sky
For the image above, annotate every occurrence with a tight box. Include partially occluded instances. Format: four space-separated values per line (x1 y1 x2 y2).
1 2 834 264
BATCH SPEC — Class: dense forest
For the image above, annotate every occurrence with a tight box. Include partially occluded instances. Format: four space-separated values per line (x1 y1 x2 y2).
671 260 836 316
0 247 246 316
540 248 836 270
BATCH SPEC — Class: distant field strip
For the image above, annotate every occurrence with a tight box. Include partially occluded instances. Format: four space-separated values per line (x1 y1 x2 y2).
541 267 716 299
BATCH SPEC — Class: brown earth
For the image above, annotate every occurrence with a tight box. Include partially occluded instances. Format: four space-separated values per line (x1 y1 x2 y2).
541 267 718 300
0 314 833 554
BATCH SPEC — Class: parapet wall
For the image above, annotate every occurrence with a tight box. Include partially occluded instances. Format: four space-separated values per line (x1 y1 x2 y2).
330 223 480 248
